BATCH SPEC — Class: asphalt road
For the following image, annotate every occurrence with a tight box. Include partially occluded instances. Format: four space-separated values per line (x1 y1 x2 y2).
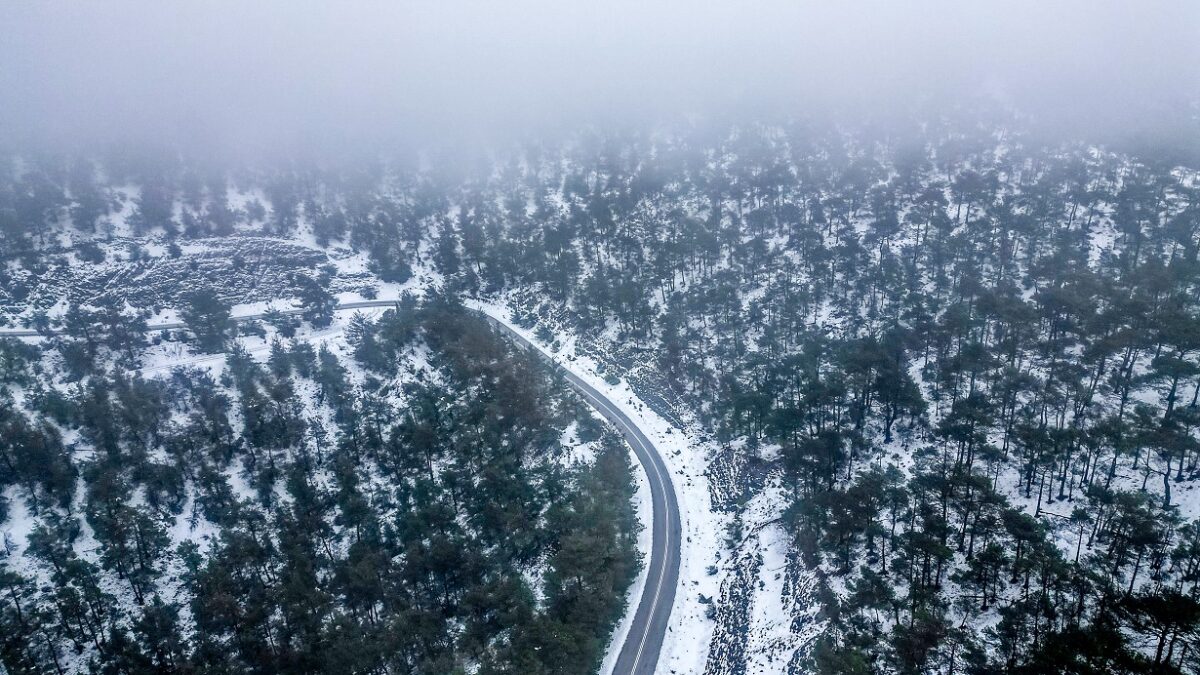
482 314 680 675
1 299 682 674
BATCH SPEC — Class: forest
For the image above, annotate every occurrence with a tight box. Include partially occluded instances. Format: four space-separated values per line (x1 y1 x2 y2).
0 287 640 674
2 109 1200 673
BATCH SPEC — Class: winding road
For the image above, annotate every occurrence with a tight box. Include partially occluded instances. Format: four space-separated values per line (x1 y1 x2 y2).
480 311 681 675
1 299 681 675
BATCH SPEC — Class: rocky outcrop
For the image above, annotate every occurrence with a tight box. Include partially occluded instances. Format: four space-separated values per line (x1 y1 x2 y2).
704 542 763 675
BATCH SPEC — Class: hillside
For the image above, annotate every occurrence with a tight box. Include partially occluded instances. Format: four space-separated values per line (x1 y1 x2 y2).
3 112 1200 673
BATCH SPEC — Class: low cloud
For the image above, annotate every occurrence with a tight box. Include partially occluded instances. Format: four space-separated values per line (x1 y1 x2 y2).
1 1 1197 156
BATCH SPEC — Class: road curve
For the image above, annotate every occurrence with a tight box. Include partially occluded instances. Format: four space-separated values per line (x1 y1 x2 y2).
480 312 680 675
1 299 682 674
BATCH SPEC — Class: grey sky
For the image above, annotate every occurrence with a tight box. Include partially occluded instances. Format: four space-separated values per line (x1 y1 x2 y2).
1 1 1197 154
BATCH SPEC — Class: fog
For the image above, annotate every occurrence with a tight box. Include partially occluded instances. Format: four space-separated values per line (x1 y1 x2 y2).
2 1 1197 156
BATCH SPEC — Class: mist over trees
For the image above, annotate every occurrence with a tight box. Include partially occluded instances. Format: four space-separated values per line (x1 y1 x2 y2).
1 1 1197 157
2 2 1200 674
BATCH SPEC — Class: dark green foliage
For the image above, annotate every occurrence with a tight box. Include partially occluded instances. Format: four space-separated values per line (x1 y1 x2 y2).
0 403 76 512
294 272 337 328
180 287 233 352
0 337 39 386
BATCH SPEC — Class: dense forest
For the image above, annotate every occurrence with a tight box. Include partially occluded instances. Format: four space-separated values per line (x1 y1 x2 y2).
3 110 1200 673
0 289 640 673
